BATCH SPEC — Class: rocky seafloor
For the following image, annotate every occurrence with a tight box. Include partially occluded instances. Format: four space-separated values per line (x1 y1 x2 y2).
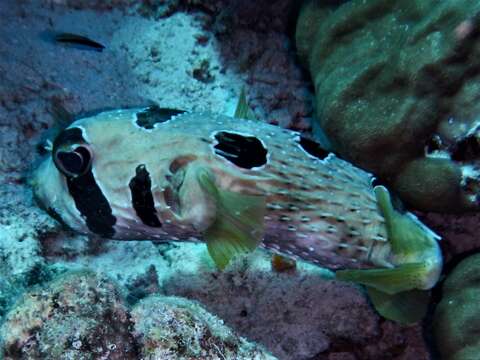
2 0 480 359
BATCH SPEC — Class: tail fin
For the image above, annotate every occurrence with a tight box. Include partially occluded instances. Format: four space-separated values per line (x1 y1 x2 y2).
374 185 442 290
374 185 441 256
336 186 442 324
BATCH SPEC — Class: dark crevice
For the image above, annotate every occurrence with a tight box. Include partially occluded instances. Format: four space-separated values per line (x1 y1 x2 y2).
213 131 268 169
129 165 162 227
425 134 443 154
451 134 480 161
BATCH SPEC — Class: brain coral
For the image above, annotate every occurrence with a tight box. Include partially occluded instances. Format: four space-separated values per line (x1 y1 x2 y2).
433 253 480 360
296 0 480 212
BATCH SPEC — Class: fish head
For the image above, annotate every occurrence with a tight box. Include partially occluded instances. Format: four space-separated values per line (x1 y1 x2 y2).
32 106 221 239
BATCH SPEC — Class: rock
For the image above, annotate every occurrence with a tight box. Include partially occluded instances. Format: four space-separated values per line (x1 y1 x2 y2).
433 253 480 360
0 273 137 360
159 247 430 360
0 271 137 359
0 183 61 320
296 0 480 212
131 295 276 359
0 271 275 360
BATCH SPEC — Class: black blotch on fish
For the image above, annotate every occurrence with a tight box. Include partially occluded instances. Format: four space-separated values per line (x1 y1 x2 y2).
66 170 116 238
53 128 116 237
297 136 330 160
129 165 162 227
54 32 105 52
213 131 268 169
135 106 186 130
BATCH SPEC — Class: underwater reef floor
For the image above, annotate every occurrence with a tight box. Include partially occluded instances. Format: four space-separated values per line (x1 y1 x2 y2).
2 0 480 359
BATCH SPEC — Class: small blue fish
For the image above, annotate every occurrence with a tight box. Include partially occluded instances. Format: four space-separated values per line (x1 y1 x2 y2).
41 31 105 52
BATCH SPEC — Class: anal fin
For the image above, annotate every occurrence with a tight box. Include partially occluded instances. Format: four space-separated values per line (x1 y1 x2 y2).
366 286 431 324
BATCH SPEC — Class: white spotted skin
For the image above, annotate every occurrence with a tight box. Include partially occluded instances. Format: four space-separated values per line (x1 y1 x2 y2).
34 109 412 271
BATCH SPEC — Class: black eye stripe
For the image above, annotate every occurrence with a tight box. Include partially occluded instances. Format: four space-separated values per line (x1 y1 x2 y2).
129 165 162 228
52 127 85 154
52 126 116 236
66 170 116 238
52 127 93 177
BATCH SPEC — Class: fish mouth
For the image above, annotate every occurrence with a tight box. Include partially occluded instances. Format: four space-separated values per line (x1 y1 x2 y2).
31 158 70 229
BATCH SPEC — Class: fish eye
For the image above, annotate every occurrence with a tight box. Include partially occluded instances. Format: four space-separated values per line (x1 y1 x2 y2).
54 145 92 177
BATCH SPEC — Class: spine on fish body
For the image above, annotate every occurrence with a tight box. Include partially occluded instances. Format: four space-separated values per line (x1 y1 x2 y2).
256 150 391 270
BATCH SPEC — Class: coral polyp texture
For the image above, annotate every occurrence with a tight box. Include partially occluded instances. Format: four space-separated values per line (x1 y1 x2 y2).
296 0 480 212
1 272 137 359
433 253 480 360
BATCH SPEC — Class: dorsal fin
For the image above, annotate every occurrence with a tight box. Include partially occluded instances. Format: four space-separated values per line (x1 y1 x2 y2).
234 87 257 120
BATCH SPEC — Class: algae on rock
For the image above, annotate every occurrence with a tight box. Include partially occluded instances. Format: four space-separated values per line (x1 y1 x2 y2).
131 295 277 360
0 271 276 360
296 0 480 212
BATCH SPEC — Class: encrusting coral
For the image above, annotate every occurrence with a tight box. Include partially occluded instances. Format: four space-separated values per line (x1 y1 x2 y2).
0 272 137 359
0 271 275 360
296 0 480 212
131 295 276 359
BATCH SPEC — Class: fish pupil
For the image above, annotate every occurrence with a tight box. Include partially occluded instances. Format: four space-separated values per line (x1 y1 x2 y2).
55 146 91 176
57 151 83 174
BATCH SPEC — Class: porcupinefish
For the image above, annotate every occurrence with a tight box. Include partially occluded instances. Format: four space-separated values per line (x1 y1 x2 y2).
32 104 442 323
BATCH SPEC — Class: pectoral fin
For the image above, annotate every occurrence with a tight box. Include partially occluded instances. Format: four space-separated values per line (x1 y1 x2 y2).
366 286 431 324
336 262 427 294
197 168 265 269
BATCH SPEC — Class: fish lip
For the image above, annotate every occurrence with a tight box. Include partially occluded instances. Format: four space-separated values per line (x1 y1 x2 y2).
31 160 70 229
